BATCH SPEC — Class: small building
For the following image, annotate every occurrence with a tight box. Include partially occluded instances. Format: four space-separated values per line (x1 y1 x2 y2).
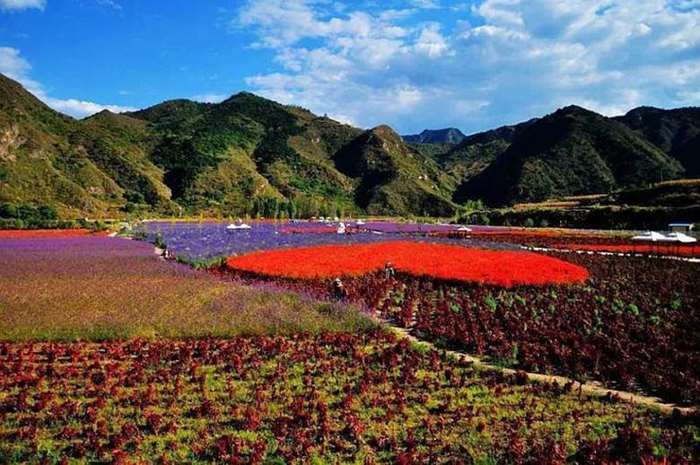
668 223 694 233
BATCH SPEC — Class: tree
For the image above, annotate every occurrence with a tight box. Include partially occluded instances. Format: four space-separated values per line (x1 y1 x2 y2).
0 203 18 218
287 200 297 219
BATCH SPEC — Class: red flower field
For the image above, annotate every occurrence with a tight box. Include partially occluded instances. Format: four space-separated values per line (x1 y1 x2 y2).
226 241 589 286
0 229 107 239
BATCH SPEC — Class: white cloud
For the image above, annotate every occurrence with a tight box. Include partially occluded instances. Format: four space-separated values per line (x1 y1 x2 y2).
237 0 700 132
472 0 524 27
0 46 30 76
42 97 134 116
414 23 450 58
0 46 42 93
236 0 408 49
0 46 135 117
0 0 45 11
191 93 228 103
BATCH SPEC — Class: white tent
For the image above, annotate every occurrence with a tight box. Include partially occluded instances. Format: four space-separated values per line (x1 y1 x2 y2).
226 223 252 231
456 226 472 232
665 232 698 243
631 231 669 242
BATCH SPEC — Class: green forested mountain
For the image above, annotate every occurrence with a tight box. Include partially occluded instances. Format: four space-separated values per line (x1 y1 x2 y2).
0 73 169 217
436 119 537 187
615 106 700 177
1 72 698 217
334 125 455 216
454 106 685 206
403 128 465 144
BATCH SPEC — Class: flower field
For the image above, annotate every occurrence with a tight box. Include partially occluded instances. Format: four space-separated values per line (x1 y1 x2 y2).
226 241 589 286
133 221 514 261
1 332 698 464
0 229 108 239
552 243 700 257
262 253 699 405
2 221 699 464
159 221 697 405
0 236 370 341
450 227 700 258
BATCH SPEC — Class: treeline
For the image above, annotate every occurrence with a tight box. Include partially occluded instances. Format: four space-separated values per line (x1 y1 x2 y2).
219 196 353 220
459 205 700 230
0 202 101 229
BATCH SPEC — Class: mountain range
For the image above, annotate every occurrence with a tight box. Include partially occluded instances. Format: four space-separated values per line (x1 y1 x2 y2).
0 72 698 218
402 128 466 145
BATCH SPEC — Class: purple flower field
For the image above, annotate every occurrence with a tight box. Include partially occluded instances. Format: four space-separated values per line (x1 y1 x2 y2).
0 235 371 341
133 220 509 260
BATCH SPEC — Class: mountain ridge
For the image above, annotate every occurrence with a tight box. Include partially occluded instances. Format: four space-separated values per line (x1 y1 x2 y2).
1 72 698 218
402 127 466 144
455 105 684 205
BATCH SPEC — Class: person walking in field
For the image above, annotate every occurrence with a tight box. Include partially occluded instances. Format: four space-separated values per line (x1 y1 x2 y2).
332 278 347 300
384 261 395 280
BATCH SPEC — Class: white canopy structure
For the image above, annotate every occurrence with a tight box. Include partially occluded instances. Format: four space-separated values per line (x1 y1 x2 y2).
456 226 472 232
665 232 698 243
631 231 698 243
226 223 252 231
631 231 669 242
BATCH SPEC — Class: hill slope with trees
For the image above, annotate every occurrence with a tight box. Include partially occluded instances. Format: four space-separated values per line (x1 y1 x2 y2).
1 72 698 218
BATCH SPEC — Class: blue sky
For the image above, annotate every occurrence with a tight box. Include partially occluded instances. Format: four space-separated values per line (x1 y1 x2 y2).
1 0 699 134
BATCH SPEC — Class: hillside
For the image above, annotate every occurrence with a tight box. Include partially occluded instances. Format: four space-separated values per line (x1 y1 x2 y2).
0 74 136 217
616 106 700 177
403 127 465 144
334 125 455 216
0 73 457 217
455 106 684 206
2 71 699 218
437 119 537 185
135 92 365 215
127 93 460 216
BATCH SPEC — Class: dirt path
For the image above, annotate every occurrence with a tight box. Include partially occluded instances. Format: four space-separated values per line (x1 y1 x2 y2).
372 314 696 416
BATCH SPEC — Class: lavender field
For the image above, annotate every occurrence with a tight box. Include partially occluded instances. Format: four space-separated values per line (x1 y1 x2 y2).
132 220 510 261
0 235 371 341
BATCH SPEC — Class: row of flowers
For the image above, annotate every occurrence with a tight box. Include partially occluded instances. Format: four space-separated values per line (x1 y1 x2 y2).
0 229 108 239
